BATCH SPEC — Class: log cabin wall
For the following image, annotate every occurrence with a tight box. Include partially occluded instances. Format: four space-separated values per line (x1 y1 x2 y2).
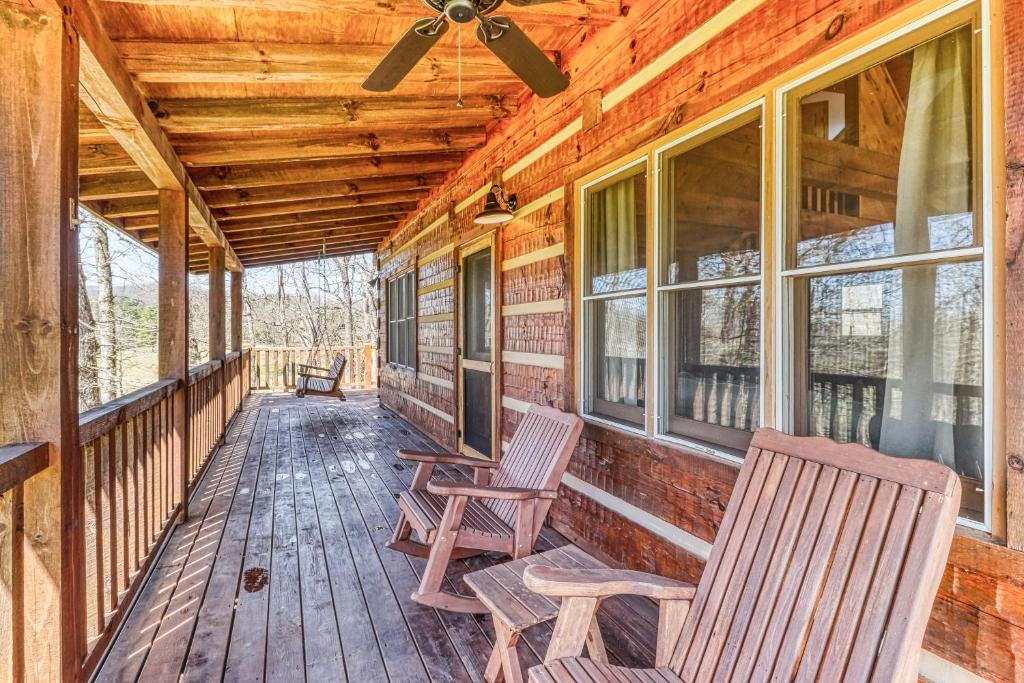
377 0 1024 679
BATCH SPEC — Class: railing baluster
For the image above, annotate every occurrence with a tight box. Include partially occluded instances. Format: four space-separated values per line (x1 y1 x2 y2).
93 436 106 634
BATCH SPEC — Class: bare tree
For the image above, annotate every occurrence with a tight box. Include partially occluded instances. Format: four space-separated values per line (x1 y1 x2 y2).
79 266 101 409
92 221 121 402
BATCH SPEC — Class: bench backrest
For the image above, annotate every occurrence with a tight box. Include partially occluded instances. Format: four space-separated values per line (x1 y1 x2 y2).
328 354 347 390
668 428 960 683
485 405 583 530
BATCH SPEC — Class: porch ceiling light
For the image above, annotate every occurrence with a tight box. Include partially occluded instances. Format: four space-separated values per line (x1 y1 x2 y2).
474 184 518 225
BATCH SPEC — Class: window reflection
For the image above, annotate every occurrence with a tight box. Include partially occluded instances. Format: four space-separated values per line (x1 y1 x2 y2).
796 26 974 267
805 261 984 521
664 286 760 452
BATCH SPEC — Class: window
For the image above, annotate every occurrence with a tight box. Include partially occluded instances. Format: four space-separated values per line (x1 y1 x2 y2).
574 15 989 527
657 112 763 454
387 270 416 369
580 163 648 428
786 26 984 523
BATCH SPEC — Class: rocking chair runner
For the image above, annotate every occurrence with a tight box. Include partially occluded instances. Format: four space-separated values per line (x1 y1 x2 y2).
525 428 962 683
296 352 347 400
387 404 584 613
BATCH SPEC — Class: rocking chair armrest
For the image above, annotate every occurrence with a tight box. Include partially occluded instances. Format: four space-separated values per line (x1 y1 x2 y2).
397 450 501 469
524 566 697 601
426 480 556 501
297 363 332 373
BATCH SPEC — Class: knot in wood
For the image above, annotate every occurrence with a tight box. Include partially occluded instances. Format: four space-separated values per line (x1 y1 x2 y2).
1009 455 1024 472
825 14 846 40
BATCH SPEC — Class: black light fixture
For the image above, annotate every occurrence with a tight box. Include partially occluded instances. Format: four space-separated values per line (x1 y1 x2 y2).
474 182 517 225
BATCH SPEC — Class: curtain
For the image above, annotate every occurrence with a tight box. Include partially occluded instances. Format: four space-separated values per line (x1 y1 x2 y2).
879 28 972 467
590 177 645 406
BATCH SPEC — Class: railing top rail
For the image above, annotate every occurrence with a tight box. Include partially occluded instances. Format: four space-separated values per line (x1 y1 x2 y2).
0 442 50 493
79 378 181 444
225 350 241 363
188 359 224 384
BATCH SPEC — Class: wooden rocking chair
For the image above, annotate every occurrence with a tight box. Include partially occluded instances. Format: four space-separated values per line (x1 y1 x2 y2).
295 352 347 400
525 428 961 683
387 404 584 613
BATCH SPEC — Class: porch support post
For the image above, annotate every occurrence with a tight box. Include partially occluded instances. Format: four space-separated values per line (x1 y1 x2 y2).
158 189 190 520
0 2 82 679
209 247 226 362
209 247 226 438
230 271 243 354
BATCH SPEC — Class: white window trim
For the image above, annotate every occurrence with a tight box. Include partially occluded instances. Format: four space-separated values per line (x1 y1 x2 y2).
772 0 993 531
578 156 649 428
651 101 766 461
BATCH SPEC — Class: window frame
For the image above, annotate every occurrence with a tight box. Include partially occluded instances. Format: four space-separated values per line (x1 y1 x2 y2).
386 268 417 371
577 156 651 434
774 9 992 531
572 1 1001 532
652 103 767 458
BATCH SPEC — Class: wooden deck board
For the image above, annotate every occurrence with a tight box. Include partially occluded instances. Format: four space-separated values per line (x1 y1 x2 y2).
94 393 657 682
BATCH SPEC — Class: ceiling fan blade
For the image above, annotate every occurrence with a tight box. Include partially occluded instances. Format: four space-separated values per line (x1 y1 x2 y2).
476 16 569 98
363 16 449 92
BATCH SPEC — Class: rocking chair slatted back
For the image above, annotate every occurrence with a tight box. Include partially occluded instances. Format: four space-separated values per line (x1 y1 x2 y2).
669 429 960 683
485 405 583 530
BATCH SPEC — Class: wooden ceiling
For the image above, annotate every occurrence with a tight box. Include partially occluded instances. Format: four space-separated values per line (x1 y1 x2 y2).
77 0 620 271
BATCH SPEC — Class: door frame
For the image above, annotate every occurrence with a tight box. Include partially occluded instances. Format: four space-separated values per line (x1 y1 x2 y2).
456 232 499 460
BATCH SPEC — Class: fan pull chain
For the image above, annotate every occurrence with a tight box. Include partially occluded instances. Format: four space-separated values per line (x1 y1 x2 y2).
456 23 464 108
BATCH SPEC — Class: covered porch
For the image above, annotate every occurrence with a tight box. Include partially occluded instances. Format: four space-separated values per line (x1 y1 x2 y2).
92 393 656 682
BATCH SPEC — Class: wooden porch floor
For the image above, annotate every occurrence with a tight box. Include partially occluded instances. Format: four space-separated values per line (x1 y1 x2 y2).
94 392 657 682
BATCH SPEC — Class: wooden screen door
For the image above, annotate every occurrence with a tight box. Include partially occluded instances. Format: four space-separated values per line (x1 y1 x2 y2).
457 235 497 460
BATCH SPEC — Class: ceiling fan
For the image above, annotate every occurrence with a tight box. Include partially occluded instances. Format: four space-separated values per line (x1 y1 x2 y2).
363 0 570 98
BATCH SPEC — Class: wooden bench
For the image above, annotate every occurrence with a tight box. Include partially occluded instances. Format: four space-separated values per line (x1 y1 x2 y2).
295 352 347 400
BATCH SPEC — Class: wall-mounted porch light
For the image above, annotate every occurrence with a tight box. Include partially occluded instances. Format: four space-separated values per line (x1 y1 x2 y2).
474 168 518 225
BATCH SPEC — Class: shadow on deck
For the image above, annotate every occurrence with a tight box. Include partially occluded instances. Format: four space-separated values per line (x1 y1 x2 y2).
94 392 657 682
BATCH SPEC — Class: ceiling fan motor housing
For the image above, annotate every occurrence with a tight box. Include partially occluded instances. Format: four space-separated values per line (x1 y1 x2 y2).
444 0 478 23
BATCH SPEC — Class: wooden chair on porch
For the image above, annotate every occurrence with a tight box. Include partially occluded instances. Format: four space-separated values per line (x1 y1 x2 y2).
386 404 584 613
524 428 961 683
295 352 347 400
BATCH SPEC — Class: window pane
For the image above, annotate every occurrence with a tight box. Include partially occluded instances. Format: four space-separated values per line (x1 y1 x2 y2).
661 118 761 284
585 170 647 294
585 296 646 426
795 27 973 267
663 285 760 452
803 261 984 521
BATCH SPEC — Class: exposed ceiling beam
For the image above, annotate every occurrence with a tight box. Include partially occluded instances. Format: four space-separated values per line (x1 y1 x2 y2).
190 153 464 190
212 203 417 233
79 143 139 175
139 217 396 244
175 128 487 166
216 222 397 246
147 95 517 133
213 191 427 222
198 233 389 260
72 0 241 270
116 41 550 87
192 238 383 267
107 0 618 26
202 174 444 208
80 172 156 201
199 242 381 270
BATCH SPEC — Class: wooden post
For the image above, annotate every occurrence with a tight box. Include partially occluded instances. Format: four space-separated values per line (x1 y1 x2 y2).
158 189 190 520
230 270 243 354
209 247 226 362
208 247 226 441
230 270 243 413
0 3 82 679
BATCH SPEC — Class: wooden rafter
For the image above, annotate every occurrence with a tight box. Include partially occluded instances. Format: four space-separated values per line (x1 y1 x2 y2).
72 0 242 270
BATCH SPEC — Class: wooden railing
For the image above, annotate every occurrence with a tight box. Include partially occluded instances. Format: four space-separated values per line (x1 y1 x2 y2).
249 344 377 391
0 348 256 680
0 442 51 681
77 378 182 674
